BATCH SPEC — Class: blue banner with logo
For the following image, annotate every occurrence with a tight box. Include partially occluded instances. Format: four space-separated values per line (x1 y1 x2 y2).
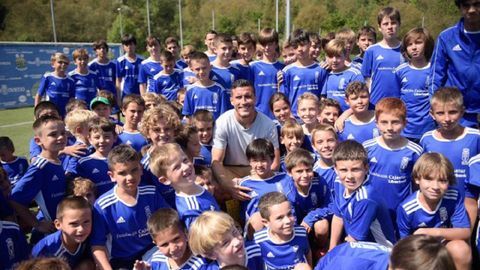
0 42 122 110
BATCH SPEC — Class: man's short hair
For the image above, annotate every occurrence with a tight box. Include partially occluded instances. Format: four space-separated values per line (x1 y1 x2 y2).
107 144 140 170
56 196 91 220
377 6 401 25
333 140 368 166
285 148 314 172
147 208 184 237
258 191 289 220
375 97 407 122
232 79 255 96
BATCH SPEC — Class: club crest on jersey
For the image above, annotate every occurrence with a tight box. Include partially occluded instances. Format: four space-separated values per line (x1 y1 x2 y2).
7 238 14 259
400 157 410 172
373 128 380 138
439 207 448 223
338 78 346 89
213 93 218 104
311 193 318 206
462 148 470 165
145 206 152 218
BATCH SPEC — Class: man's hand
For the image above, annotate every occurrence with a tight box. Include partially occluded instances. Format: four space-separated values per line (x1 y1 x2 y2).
230 178 252 201
134 260 151 270
301 221 312 233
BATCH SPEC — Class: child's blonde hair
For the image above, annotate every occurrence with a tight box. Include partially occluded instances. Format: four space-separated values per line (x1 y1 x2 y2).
181 45 196 58
50 52 69 64
148 208 184 238
311 123 338 141
335 27 356 43
297 92 320 110
64 109 98 136
142 92 167 108
281 119 304 139
412 152 456 186
67 177 97 198
430 87 464 111
189 211 237 257
72 48 89 61
324 39 347 57
140 105 182 139
285 148 314 172
149 143 183 178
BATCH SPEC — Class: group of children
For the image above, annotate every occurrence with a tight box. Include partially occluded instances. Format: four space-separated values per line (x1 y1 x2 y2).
1 3 479 270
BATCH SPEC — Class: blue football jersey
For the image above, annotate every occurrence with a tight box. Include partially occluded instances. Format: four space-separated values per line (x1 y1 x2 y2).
140 151 176 207
239 172 296 221
117 131 148 152
315 241 390 270
395 63 435 139
293 174 330 223
149 251 206 270
182 67 196 87
313 162 337 193
397 189 470 238
91 185 169 260
321 67 364 111
176 59 188 70
199 144 212 167
0 221 30 270
280 63 328 117
77 155 114 196
88 59 117 95
363 138 422 215
1 156 28 187
254 226 310 270
205 241 263 270
116 54 143 97
175 188 220 229
210 64 241 97
68 69 99 105
361 43 404 105
11 156 66 221
332 178 396 247
182 83 229 120
152 69 184 101
138 59 163 92
37 72 75 117
230 60 252 81
420 128 480 195
338 116 379 143
32 230 90 268
249 60 286 119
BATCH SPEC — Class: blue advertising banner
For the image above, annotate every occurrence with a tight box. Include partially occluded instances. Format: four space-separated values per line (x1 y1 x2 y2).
0 42 122 110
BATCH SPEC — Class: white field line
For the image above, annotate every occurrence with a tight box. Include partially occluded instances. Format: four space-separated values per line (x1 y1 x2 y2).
0 121 33 128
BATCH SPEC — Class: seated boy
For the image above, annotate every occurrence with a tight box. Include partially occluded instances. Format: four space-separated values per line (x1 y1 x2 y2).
330 140 396 249
153 50 184 101
32 196 93 269
338 82 378 143
134 208 207 270
76 118 117 196
254 192 312 269
239 138 296 234
397 153 471 270
11 115 67 234
0 136 28 187
189 211 264 269
91 144 169 269
149 143 220 229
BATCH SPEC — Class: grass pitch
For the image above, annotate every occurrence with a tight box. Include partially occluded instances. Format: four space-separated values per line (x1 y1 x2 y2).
0 106 34 158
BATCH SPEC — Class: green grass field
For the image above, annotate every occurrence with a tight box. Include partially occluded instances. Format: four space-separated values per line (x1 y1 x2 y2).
0 106 35 158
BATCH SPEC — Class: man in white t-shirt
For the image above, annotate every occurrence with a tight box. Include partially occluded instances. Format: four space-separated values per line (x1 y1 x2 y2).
211 79 280 200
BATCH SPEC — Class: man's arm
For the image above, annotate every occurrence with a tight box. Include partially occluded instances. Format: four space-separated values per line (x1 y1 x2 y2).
271 148 280 171
211 147 251 200
139 83 147 95
92 245 113 270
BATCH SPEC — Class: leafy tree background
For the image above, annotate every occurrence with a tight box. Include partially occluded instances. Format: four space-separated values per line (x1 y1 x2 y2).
0 0 460 55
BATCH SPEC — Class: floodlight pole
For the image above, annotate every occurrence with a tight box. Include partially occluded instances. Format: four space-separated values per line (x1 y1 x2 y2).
275 0 279 32
50 0 57 43
285 0 290 39
118 8 123 39
179 0 184 48
146 0 151 36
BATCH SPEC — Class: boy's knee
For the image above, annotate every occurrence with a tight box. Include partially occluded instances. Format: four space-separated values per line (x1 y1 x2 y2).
446 240 472 266
313 219 329 235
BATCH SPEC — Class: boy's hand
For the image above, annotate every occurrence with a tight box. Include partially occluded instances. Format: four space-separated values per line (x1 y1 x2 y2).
344 235 356 242
319 60 331 70
115 124 124 135
62 144 87 157
133 260 151 270
300 221 311 233
231 178 252 201
35 220 56 234
276 71 284 85
186 76 197 84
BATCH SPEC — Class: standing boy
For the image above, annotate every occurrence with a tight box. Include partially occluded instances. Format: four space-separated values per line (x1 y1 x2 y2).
230 32 255 81
153 51 184 101
204 30 218 62
116 34 143 98
91 144 169 269
210 33 241 96
117 94 148 152
69 48 100 106
88 40 118 104
361 7 404 105
352 26 377 70
139 36 163 95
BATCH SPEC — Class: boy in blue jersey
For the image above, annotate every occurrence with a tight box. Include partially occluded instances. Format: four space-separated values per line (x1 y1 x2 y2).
134 208 206 270
312 125 338 190
76 118 117 196
281 29 328 117
254 192 312 269
230 32 255 81
189 211 263 269
175 126 202 164
153 50 184 101
467 152 480 258
352 26 377 69
10 115 67 235
139 36 163 95
149 143 220 229
363 97 422 229
192 110 214 167
210 34 240 95
204 30 218 62
308 32 322 62
35 52 75 118
63 109 98 178
116 34 143 98
429 0 480 128
338 82 378 143
32 196 93 269
297 93 321 139
89 40 118 105
396 153 471 270
395 27 436 141
165 36 188 70
239 138 296 236
317 98 341 127
321 39 364 112
69 48 100 106
91 144 169 269
361 7 404 105
420 87 480 223
279 120 306 171
182 52 229 120
285 149 331 253
330 140 396 250
335 28 356 67
117 94 148 151
0 136 28 187
250 28 285 119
